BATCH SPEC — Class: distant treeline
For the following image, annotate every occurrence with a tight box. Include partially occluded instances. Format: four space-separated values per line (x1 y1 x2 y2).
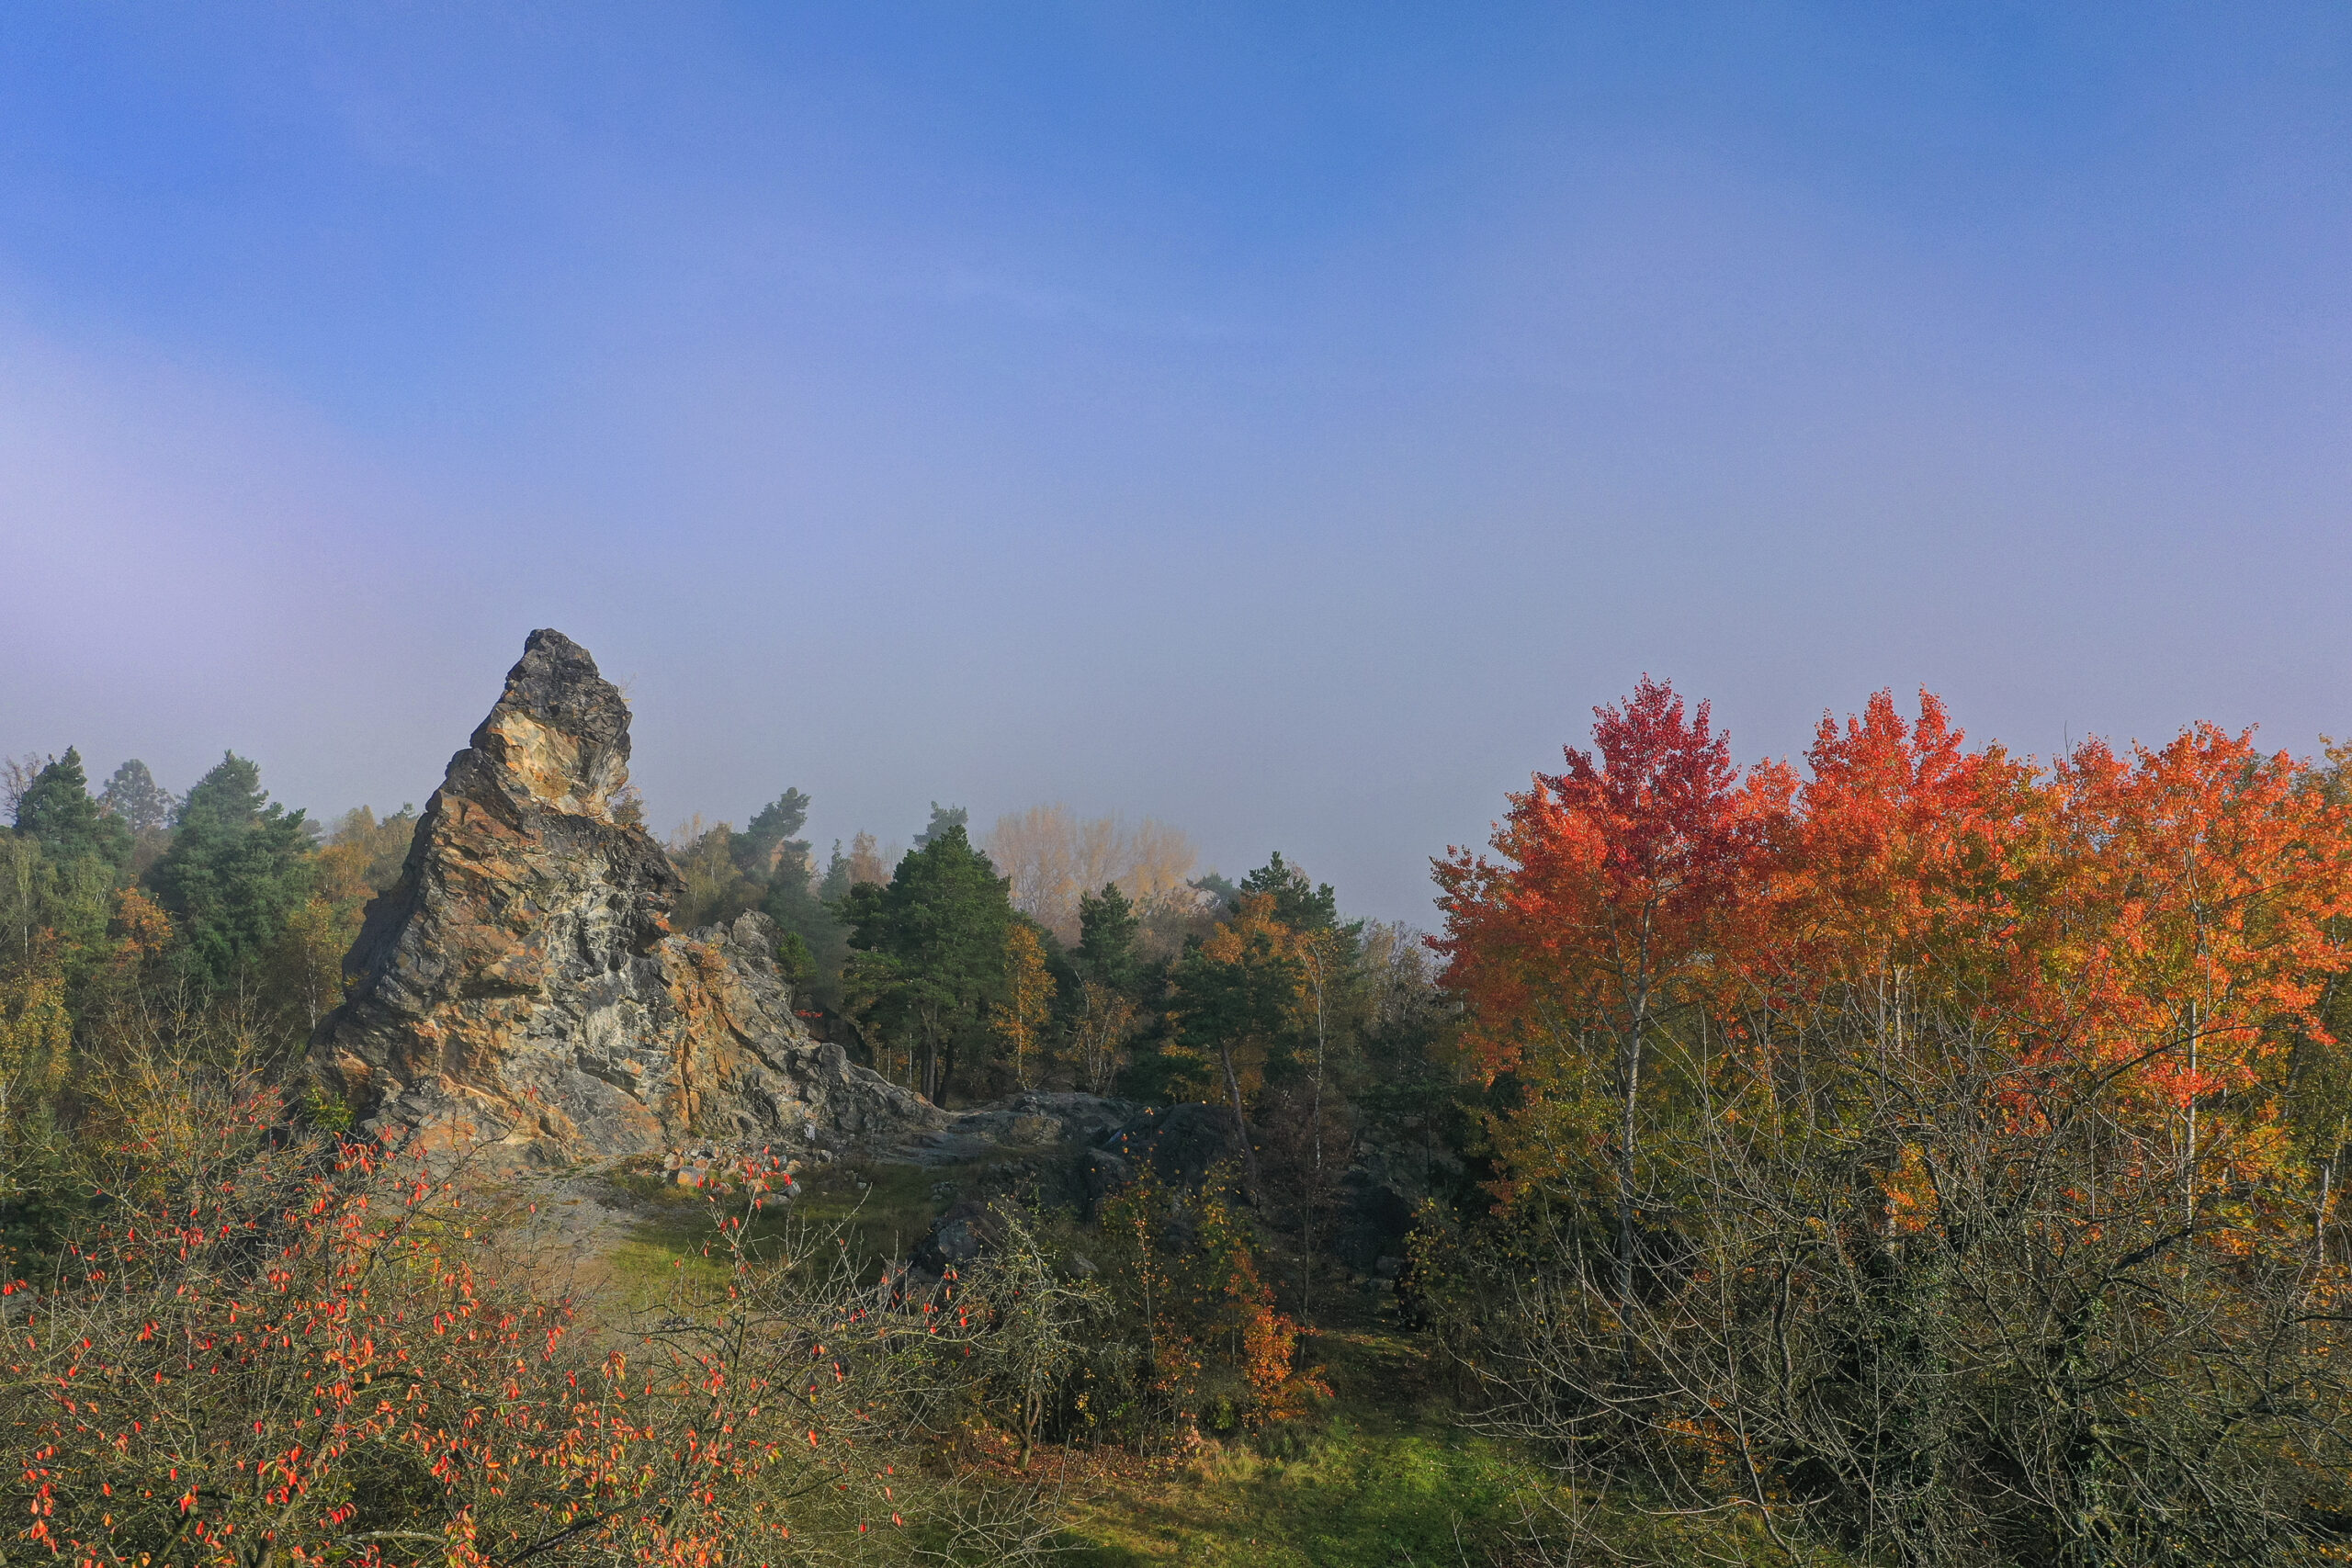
0 745 1472 1264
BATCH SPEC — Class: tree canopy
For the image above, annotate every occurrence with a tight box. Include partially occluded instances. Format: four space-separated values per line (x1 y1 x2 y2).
146 751 315 991
98 758 174 835
841 822 1012 1103
15 749 130 873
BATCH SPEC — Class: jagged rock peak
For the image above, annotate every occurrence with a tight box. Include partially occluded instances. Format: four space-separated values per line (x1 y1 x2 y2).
452 627 634 822
312 628 944 1170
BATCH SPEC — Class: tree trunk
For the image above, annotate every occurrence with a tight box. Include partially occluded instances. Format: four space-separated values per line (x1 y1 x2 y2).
1216 1042 1263 1197
1304 942 1327 1328
1617 978 1650 1304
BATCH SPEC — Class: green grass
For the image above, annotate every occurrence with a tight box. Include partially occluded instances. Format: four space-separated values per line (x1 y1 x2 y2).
775 1158 940 1270
594 1162 1549 1563
1059 1411 1522 1565
599 1156 943 1299
1052 1322 1539 1567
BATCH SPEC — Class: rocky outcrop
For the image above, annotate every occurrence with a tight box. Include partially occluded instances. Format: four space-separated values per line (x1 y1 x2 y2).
312 628 943 1168
1098 1102 1248 1191
893 1091 1136 1168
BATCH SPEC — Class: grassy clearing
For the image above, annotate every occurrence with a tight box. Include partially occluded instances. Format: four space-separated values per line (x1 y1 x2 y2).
582 1157 1783 1567
600 1156 941 1299
1048 1348 1794 1567
1054 1324 1533 1566
775 1158 941 1268
594 1161 1539 1563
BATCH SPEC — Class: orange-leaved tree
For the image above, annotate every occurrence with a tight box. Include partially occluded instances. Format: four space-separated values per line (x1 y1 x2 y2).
1429 684 2352 1565
2036 725 2352 1230
1435 675 1781 1299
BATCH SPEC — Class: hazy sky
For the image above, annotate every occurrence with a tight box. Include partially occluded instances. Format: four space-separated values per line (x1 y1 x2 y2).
5 5 2350 922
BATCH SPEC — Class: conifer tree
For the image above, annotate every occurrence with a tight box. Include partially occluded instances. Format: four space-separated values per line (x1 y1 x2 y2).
1075 882 1143 996
913 801 968 849
1238 851 1341 934
146 752 315 994
841 823 1011 1102
99 758 174 835
15 748 130 873
733 788 813 878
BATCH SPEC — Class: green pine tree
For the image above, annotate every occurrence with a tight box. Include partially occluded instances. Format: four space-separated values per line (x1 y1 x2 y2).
840 822 1011 1104
146 752 316 994
15 749 131 874
818 840 854 905
1076 882 1143 996
733 788 813 879
1238 851 1341 933
912 801 968 849
99 758 175 835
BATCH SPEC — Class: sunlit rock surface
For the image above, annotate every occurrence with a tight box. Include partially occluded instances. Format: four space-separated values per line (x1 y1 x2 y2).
311 628 944 1168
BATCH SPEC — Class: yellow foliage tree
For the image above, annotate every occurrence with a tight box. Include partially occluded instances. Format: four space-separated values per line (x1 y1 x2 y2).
996 921 1056 1089
262 827 390 1034
270 897 354 1032
0 952 69 1134
845 829 893 887
984 805 1200 944
0 942 71 1227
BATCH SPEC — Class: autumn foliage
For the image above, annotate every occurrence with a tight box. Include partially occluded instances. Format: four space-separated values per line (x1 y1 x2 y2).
1432 682 2352 1564
1092 1168 1329 1437
2 1073 1058 1566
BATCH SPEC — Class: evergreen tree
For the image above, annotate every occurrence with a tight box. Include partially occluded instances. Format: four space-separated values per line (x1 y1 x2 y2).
1164 895 1306 1193
1192 870 1240 914
840 823 1011 1103
733 789 812 879
818 841 854 905
912 802 968 850
15 749 131 873
774 929 818 992
763 863 850 1015
1238 852 1341 933
1075 882 1143 996
146 752 316 993
99 759 175 835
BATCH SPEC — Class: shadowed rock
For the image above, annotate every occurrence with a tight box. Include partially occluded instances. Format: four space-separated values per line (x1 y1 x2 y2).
311 628 943 1168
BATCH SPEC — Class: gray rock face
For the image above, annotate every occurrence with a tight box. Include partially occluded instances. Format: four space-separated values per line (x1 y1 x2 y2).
311 628 943 1168
892 1091 1136 1168
1098 1101 1247 1191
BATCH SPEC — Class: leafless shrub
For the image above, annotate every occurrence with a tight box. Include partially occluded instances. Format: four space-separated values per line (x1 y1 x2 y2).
1427 990 2352 1567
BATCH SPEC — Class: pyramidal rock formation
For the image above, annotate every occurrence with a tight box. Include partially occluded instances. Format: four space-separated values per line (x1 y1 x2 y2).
312 629 943 1168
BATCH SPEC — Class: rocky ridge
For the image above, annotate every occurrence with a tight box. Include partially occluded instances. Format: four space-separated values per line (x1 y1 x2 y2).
311 628 944 1169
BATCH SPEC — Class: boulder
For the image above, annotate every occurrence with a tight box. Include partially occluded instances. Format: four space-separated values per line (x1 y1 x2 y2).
912 1198 1006 1275
311 628 944 1168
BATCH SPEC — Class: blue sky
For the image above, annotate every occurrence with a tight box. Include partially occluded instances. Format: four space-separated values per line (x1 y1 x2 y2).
4 4 2350 920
